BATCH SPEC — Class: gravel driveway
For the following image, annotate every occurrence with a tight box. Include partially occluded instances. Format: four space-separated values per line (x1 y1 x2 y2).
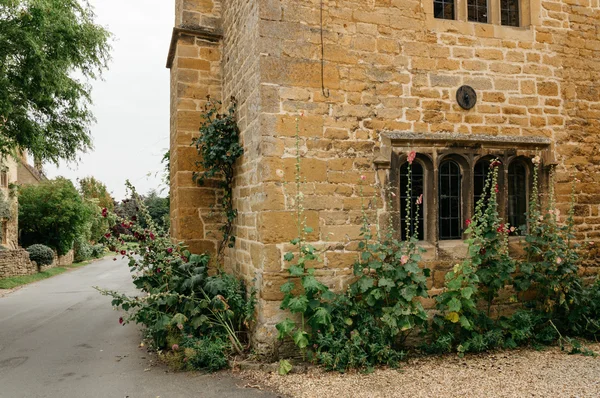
241 344 600 398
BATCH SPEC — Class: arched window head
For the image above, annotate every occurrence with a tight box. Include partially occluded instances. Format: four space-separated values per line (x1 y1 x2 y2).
400 161 424 241
439 160 462 240
508 161 528 234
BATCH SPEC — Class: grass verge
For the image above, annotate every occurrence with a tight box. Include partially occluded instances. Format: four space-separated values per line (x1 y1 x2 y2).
0 258 99 290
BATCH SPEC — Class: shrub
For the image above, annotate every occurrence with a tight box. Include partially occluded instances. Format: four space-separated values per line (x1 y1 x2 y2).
96 182 255 372
91 244 105 258
27 244 54 266
19 177 94 255
74 237 93 262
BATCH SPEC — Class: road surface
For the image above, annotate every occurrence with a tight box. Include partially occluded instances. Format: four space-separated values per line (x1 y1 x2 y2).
0 256 277 398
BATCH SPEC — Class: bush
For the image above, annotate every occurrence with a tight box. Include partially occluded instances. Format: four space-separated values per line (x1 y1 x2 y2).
74 238 93 262
96 182 255 372
27 244 54 266
19 178 94 255
91 244 105 258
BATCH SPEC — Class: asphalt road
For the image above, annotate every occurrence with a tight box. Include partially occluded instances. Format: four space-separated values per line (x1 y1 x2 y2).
0 257 277 398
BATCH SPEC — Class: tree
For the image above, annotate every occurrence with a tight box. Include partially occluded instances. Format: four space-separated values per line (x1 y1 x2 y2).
79 176 114 211
142 190 170 232
19 177 94 255
0 0 111 163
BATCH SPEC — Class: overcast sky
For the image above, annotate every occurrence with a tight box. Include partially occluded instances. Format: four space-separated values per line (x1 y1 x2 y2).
45 0 173 200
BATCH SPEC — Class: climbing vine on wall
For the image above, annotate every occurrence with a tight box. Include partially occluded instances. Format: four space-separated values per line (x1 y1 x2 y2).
192 97 243 260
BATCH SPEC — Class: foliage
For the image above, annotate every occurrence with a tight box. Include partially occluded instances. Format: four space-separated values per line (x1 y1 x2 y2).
192 97 243 258
73 237 93 263
79 177 114 211
96 182 255 372
26 244 54 266
19 178 94 255
276 124 429 372
140 190 169 232
0 0 111 163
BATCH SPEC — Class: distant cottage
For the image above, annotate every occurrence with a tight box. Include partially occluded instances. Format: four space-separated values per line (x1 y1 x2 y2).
167 0 600 354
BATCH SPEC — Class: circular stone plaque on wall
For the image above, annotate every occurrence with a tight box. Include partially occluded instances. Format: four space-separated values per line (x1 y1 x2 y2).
456 85 477 110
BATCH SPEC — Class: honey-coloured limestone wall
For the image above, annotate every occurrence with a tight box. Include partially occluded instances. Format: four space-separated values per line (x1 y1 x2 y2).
169 0 600 356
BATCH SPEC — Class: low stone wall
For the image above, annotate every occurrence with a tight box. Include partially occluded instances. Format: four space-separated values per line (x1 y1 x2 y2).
56 250 74 267
0 249 36 278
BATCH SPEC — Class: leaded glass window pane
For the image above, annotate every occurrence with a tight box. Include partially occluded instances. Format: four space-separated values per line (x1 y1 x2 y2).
400 162 425 241
434 0 455 20
501 0 520 27
508 162 528 234
468 0 488 23
439 160 462 240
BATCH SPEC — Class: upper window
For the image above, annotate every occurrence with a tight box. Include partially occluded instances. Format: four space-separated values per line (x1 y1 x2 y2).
0 171 7 188
501 0 520 26
473 159 491 207
434 0 455 20
468 0 488 23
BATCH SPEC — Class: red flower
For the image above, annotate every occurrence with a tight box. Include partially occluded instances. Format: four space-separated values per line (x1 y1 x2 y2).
150 233 155 240
119 317 124 325
104 233 111 238
181 256 188 262
416 194 423 205
497 224 505 233
465 219 472 227
490 160 502 168
102 208 108 218
156 268 162 273
131 215 137 222
494 184 499 193
167 248 173 254
407 151 417 164
120 250 126 256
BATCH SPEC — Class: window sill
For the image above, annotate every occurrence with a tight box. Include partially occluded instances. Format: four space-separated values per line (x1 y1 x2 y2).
424 17 534 41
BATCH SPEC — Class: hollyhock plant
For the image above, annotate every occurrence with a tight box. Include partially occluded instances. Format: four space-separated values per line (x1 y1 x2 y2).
407 151 417 164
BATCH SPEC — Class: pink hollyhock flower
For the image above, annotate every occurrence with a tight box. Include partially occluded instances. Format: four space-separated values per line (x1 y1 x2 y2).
532 155 541 165
400 255 409 265
556 257 562 264
589 241 595 246
360 175 366 181
407 151 417 164
416 194 423 205
177 323 184 330
510 226 516 233
497 224 505 233
167 248 173 254
465 219 472 227
172 344 179 351
494 184 499 193
490 160 502 168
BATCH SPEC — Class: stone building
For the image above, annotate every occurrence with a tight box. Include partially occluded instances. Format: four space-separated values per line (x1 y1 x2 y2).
168 0 600 353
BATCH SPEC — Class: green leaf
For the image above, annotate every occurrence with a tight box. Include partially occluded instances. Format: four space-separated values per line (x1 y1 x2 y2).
278 359 293 376
461 286 474 299
276 318 296 339
288 265 305 277
293 330 309 349
312 307 331 325
448 297 462 313
280 281 295 294
378 277 395 290
459 315 472 330
302 275 326 293
287 296 309 313
284 252 294 262
357 276 374 293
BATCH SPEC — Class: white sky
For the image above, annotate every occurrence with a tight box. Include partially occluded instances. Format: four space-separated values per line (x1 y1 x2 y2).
45 0 173 200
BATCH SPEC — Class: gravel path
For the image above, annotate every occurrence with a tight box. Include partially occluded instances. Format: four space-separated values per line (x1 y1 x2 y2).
241 344 600 398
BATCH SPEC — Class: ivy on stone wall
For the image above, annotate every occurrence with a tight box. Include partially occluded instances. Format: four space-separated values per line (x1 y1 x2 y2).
192 97 243 260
